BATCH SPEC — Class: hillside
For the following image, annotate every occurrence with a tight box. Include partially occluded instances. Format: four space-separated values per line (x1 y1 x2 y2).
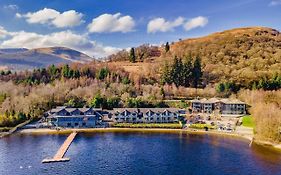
108 27 281 86
170 27 281 84
0 47 93 70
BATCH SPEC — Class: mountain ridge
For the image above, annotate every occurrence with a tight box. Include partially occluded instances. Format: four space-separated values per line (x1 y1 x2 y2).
0 47 94 70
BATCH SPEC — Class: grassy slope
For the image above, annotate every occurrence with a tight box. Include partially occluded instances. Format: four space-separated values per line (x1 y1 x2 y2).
242 115 255 128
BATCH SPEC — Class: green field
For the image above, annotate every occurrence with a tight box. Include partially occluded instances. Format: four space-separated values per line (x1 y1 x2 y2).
242 115 254 128
112 123 182 129
189 124 216 130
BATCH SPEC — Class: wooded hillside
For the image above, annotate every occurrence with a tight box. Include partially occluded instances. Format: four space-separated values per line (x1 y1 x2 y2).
170 27 281 85
108 27 281 87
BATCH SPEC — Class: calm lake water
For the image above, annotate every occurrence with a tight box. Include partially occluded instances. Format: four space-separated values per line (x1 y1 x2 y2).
0 132 281 175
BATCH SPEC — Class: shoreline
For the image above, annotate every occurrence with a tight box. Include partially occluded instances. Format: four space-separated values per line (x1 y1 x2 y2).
18 127 281 151
19 127 253 140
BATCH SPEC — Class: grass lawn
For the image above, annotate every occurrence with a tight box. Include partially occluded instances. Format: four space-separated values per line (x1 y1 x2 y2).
189 124 216 130
242 115 254 128
112 123 182 129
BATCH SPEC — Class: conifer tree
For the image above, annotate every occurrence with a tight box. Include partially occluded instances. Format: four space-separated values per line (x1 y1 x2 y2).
182 55 193 87
62 64 70 78
165 42 170 53
192 56 202 88
161 61 172 84
171 56 183 87
129 47 136 63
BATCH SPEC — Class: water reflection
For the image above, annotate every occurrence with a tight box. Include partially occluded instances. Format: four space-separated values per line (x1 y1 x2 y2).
0 132 280 175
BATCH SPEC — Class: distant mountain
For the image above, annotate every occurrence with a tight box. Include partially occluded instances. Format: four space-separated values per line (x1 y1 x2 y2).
0 47 94 70
0 48 28 54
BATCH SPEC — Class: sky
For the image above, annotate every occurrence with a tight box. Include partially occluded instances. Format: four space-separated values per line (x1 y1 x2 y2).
0 0 281 58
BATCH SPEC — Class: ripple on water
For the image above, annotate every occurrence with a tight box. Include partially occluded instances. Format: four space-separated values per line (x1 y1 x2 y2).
0 132 281 175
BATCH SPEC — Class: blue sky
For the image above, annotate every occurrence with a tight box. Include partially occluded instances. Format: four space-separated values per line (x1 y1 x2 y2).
0 0 281 58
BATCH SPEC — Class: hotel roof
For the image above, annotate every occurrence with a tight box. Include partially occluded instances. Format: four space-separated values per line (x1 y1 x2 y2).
113 108 181 114
190 98 245 104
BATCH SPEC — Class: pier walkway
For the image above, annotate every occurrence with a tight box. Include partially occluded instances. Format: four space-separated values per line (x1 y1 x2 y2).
42 132 77 163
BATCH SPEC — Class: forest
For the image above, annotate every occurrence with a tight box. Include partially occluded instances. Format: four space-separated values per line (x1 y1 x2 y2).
0 60 212 127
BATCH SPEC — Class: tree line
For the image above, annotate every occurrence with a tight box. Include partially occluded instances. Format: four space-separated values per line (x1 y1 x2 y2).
161 56 202 88
64 92 169 110
252 74 281 90
216 73 281 94
0 64 131 86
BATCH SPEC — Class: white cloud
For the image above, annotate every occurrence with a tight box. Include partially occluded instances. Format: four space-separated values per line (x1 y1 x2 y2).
16 8 84 28
0 26 119 58
16 8 59 24
0 26 9 39
147 17 184 33
87 13 135 33
52 10 84 28
4 4 18 10
147 16 208 33
269 0 281 6
183 16 208 31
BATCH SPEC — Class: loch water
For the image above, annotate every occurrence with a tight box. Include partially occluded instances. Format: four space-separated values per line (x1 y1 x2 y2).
0 132 281 175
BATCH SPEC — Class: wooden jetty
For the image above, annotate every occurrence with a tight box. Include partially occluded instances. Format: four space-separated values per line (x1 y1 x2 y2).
42 132 77 163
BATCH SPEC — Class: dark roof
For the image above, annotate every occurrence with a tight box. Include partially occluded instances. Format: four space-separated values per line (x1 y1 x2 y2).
47 107 184 118
113 108 181 114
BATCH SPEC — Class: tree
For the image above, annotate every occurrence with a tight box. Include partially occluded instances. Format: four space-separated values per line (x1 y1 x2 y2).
97 67 110 80
121 77 130 84
216 83 225 93
171 56 183 87
107 97 121 109
62 64 70 78
48 64 57 77
82 67 92 78
73 70 80 78
161 61 172 85
126 98 142 108
136 44 150 62
165 42 170 52
64 97 85 108
252 81 257 90
90 93 107 108
192 56 202 88
129 47 136 63
160 87 165 100
182 55 193 87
